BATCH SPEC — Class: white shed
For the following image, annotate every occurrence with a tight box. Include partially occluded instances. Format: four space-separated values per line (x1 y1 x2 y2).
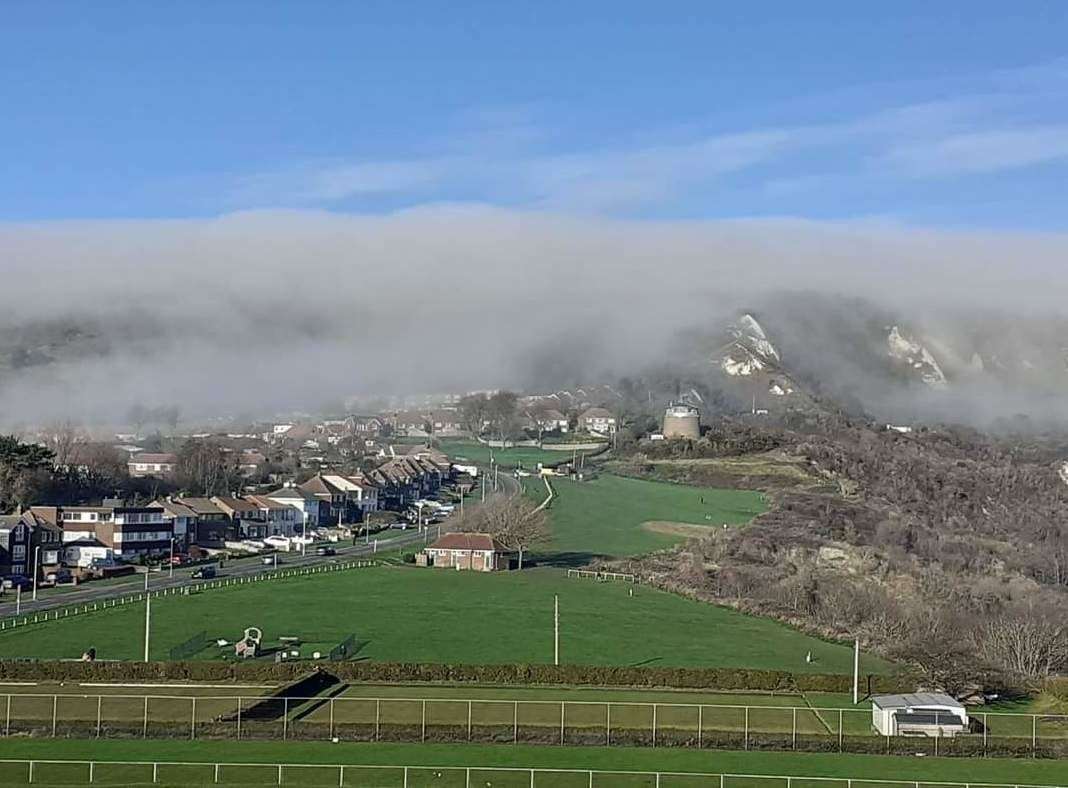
871 693 969 737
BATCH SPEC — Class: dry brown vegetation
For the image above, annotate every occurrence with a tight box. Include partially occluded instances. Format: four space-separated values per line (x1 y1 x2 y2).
606 421 1068 695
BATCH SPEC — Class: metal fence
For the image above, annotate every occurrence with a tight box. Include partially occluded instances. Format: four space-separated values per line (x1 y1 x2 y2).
566 568 636 582
3 692 1067 759
0 759 1060 788
0 560 376 632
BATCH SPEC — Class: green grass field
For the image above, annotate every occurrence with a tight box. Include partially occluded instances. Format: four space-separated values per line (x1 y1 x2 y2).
0 740 1066 786
527 473 767 560
437 440 582 469
0 567 882 674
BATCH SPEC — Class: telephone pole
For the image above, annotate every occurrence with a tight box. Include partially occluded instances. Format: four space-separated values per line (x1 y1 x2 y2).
143 595 152 663
852 638 860 704
554 594 560 666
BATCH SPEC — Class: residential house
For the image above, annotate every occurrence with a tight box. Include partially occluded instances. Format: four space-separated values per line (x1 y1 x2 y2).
211 496 268 539
0 512 63 578
321 475 379 519
173 498 235 546
265 486 325 527
529 408 569 434
421 533 514 571
238 450 268 477
298 474 350 524
577 407 617 436
127 452 177 478
30 505 173 564
244 495 302 537
150 498 197 551
349 416 384 437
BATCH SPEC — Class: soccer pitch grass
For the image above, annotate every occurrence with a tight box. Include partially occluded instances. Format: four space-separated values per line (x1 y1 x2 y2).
436 440 578 470
0 566 884 674
526 473 767 559
2 740 1067 786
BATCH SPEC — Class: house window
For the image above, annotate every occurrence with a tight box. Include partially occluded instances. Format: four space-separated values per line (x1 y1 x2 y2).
12 545 25 560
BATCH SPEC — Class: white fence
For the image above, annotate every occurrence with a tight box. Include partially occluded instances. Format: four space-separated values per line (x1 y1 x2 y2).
3 692 1066 758
567 568 636 582
0 759 1058 788
0 560 376 632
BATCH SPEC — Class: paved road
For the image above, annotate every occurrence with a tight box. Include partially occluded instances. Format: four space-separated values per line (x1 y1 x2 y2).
0 471 521 619
0 526 433 619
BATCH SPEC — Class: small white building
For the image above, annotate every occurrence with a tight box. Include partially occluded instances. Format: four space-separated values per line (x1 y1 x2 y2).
871 693 968 737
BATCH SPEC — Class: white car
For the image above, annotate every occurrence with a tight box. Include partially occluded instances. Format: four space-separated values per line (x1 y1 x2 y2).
263 535 292 551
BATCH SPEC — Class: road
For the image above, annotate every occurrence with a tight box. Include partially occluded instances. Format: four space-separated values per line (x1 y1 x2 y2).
0 471 521 619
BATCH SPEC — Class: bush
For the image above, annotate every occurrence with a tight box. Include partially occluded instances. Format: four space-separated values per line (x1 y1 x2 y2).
401 552 417 564
0 659 911 693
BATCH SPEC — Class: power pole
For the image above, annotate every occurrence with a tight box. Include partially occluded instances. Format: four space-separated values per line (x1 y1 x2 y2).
852 638 860 704
143 595 152 663
554 594 560 666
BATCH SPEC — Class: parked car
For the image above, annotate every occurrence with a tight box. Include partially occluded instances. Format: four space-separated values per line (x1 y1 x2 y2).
191 566 216 580
315 546 336 557
2 575 33 591
263 535 292 551
261 555 279 567
168 554 189 566
45 569 72 585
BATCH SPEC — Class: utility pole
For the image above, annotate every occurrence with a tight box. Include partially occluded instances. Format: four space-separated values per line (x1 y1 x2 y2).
143 595 151 663
15 584 21 615
852 638 860 704
168 538 175 579
554 595 560 666
494 464 499 493
481 474 486 503
31 546 40 601
144 570 149 591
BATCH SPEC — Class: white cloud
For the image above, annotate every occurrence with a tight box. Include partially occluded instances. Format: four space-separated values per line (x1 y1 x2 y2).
882 125 1068 176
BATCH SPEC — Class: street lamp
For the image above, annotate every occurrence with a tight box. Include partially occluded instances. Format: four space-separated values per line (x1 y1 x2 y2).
31 545 40 601
302 511 307 557
169 538 175 579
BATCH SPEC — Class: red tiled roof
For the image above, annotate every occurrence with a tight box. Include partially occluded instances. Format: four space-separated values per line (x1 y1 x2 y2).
428 532 512 552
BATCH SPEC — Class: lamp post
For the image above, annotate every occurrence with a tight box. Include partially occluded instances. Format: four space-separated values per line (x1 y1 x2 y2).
31 545 40 601
168 538 175 579
302 511 307 557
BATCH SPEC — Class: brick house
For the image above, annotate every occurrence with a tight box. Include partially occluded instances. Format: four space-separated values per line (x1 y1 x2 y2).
422 532 515 572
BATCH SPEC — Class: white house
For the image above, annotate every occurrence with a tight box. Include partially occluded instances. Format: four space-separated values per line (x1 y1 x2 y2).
265 486 325 527
127 453 177 478
871 693 969 737
577 407 617 436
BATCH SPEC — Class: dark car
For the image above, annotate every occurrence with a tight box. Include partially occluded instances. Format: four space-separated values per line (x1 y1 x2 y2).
46 569 72 584
2 575 33 591
315 546 336 557
191 566 216 580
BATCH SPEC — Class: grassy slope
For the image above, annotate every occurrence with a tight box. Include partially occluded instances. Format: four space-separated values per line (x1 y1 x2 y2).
0 567 884 674
0 740 1066 783
436 440 578 469
526 473 767 560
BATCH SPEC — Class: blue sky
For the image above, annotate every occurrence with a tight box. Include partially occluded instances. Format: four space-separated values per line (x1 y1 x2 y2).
3 2 1068 227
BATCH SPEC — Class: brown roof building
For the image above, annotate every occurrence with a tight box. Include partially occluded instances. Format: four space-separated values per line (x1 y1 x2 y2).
422 532 515 572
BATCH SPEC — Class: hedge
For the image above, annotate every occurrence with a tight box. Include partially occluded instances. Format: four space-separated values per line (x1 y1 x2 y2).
0 659 912 693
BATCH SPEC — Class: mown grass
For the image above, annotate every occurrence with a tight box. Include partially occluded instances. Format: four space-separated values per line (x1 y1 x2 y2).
526 473 767 560
436 440 581 469
0 566 881 674
0 739 1066 785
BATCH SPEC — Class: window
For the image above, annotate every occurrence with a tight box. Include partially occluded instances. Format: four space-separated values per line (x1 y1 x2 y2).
12 545 25 560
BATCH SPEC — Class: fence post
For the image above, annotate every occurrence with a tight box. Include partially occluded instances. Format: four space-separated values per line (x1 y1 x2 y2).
338 765 344 788
277 764 282 786
403 766 408 788
375 699 380 741
28 761 34 784
588 770 593 788
467 700 472 741
529 768 534 788
237 698 242 740
982 712 987 756
1032 714 1037 757
191 697 197 740
89 762 94 784
152 763 158 784
283 697 289 740
652 703 657 747
698 705 702 748
791 706 797 750
51 694 57 737
5 694 11 736
560 702 566 745
606 703 611 746
96 695 102 738
513 700 518 743
421 699 426 742
214 763 219 784
143 697 149 738
744 706 749 750
838 709 843 752
329 698 335 739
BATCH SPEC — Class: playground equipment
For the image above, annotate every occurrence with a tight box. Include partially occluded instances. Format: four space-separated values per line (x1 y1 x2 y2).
234 627 263 659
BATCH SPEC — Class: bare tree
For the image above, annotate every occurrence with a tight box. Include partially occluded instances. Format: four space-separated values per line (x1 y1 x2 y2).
468 495 550 569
